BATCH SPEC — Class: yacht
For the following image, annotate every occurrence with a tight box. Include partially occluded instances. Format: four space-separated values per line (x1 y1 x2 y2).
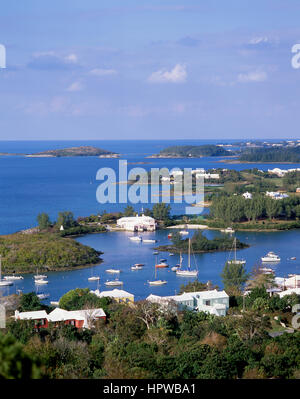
176 240 198 277
261 252 280 262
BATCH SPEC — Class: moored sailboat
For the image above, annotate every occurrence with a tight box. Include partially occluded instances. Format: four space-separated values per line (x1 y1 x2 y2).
176 239 198 277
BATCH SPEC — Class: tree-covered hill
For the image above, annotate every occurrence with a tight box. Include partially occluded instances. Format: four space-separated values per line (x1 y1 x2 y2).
239 147 300 163
0 232 102 273
150 145 233 158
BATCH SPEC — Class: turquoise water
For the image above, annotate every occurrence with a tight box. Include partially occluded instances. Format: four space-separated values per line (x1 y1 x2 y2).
1 140 300 301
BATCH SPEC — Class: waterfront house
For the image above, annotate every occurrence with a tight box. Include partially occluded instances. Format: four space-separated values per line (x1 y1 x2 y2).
147 289 229 316
279 287 300 298
117 214 156 231
91 288 134 304
275 275 300 289
14 310 48 329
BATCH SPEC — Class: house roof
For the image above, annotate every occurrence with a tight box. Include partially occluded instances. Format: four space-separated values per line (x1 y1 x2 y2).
15 310 48 320
92 288 134 299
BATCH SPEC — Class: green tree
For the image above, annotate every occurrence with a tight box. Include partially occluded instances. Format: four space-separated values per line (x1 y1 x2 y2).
37 213 51 230
123 205 135 217
221 262 249 295
152 203 171 222
0 333 42 378
59 288 111 311
18 292 44 312
56 211 77 229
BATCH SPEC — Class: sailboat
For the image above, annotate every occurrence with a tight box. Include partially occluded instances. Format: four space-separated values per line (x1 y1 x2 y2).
148 256 167 285
227 238 246 265
172 253 183 272
176 239 198 277
34 268 47 280
88 267 100 281
0 255 13 286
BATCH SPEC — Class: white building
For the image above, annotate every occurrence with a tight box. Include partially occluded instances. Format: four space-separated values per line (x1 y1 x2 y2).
91 288 134 303
275 275 300 289
242 192 253 199
279 288 300 298
117 214 156 231
147 289 229 316
266 191 289 200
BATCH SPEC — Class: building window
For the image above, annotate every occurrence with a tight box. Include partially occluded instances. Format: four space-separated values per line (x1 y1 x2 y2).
205 300 211 306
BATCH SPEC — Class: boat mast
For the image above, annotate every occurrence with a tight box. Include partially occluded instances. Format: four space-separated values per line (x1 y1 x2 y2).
234 237 237 263
0 254 2 280
188 239 191 270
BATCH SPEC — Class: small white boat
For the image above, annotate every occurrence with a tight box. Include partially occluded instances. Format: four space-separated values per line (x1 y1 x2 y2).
105 280 123 286
176 240 198 277
221 227 235 234
179 230 189 235
171 265 180 272
261 252 280 262
260 267 274 274
37 293 50 300
290 257 296 260
131 265 143 270
134 263 144 267
169 253 174 256
88 276 100 281
0 255 13 286
105 269 121 274
129 236 142 241
153 251 159 255
148 279 167 286
143 239 157 243
35 279 48 285
3 275 24 280
50 301 60 306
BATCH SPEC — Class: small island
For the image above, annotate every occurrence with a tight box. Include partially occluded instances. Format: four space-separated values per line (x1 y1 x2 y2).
26 145 119 158
155 230 248 254
223 147 300 164
148 145 233 158
0 146 119 158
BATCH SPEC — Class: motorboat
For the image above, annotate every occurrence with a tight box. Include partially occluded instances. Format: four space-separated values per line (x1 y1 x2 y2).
168 233 173 239
35 279 49 285
261 252 280 262
169 253 174 256
105 269 121 274
179 230 189 235
221 227 235 234
153 251 159 255
129 236 142 242
134 263 144 267
143 239 157 243
260 267 274 274
131 265 143 270
155 263 168 268
290 257 296 260
104 280 123 286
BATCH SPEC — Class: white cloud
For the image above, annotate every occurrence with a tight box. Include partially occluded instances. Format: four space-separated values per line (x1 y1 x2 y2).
148 64 187 83
65 53 78 63
66 81 84 92
248 36 269 45
89 68 118 76
237 71 267 83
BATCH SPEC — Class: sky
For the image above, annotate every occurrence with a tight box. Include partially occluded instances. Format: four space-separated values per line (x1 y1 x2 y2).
1 0 300 140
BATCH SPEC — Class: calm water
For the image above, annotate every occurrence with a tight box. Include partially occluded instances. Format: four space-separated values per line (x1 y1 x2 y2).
1 229 299 303
1 140 300 301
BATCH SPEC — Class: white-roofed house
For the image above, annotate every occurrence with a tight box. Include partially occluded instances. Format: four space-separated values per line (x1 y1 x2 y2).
47 307 106 329
279 288 300 298
91 288 134 304
147 289 229 316
14 310 49 329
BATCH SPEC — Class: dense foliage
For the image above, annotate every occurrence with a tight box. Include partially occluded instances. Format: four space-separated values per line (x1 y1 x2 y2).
0 232 102 272
240 147 300 163
155 145 232 158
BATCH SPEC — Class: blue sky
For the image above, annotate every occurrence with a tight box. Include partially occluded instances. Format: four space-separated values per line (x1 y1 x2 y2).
1 0 300 140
